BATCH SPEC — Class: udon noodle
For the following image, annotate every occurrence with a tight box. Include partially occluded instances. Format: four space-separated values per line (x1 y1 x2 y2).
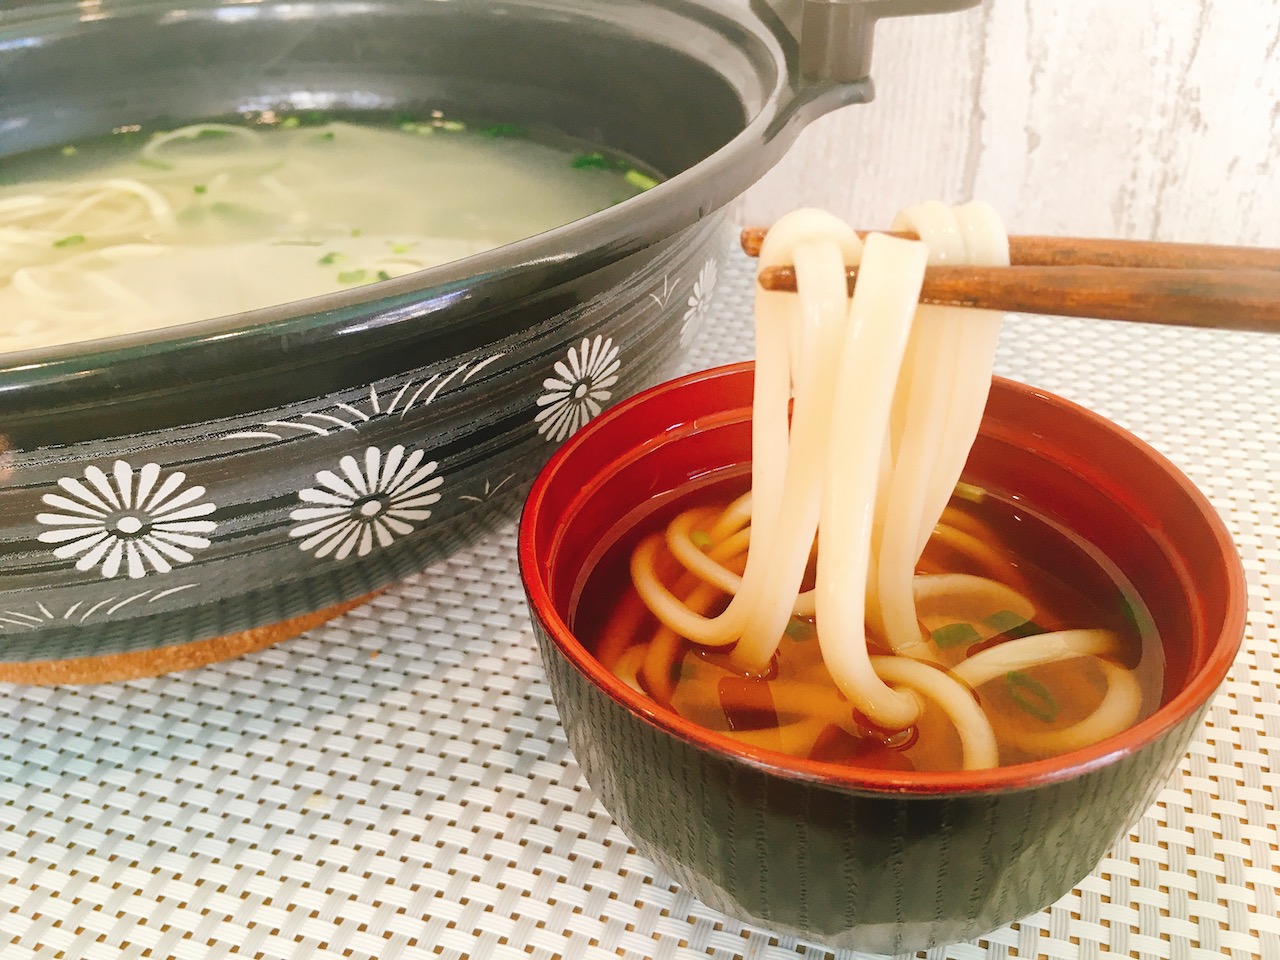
0 118 655 354
599 203 1150 771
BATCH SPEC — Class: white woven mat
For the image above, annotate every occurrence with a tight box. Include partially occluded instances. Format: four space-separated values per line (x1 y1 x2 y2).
1 253 1276 960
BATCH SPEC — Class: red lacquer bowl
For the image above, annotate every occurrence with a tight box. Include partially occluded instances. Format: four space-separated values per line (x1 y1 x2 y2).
518 362 1246 952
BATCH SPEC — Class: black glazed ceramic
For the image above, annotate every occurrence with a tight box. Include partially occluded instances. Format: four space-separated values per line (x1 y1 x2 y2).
0 0 976 664
538 632 1205 952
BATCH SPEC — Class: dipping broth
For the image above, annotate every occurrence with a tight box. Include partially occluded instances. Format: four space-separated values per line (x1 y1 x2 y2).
571 470 1165 773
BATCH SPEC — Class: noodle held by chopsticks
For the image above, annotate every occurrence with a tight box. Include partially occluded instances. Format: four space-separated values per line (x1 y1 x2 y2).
624 202 1145 770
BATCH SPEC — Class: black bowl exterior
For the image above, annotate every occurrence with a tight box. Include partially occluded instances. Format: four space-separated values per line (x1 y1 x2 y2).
535 618 1208 953
0 216 730 662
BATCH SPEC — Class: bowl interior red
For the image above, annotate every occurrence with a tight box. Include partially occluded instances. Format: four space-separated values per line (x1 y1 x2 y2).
519 362 1246 794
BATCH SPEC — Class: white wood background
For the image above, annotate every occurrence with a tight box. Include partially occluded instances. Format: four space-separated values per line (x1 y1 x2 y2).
740 0 1280 247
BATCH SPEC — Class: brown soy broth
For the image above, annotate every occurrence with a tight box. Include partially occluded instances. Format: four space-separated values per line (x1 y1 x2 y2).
572 475 1165 772
568 468 750 654
933 494 1164 767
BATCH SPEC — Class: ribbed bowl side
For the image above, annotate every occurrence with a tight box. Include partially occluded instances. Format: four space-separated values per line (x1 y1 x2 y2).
535 618 1208 953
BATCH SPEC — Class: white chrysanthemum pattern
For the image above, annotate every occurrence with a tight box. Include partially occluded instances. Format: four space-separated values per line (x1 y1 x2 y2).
535 335 622 443
35 461 217 579
681 258 718 344
289 444 443 561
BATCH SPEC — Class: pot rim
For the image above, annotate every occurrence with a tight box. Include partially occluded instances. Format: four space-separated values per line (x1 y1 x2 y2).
0 0 869 389
518 361 1249 797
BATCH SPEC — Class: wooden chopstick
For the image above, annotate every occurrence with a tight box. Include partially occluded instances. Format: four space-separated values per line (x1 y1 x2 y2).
742 227 1280 332
739 227 1280 272
754 263 1280 333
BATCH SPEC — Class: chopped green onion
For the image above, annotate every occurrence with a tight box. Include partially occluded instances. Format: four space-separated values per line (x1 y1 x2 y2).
982 610 1028 634
689 529 713 550
281 116 301 129
209 201 256 221
136 157 173 170
952 481 987 504
196 128 231 140
304 111 329 126
53 234 86 248
350 228 363 238
572 151 629 171
624 169 659 191
480 123 526 138
376 270 392 282
784 617 815 641
60 145 77 157
931 621 981 649
438 119 466 132
315 130 336 141
399 121 434 135
318 252 345 266
1005 671 1060 722
1118 589 1150 639
984 612 1044 641
337 269 367 284
193 184 207 194
388 241 416 255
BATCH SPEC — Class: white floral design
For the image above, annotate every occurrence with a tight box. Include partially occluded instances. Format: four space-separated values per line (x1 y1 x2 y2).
0 584 199 630
36 462 217 579
535 335 622 443
289 444 443 560
648 274 677 309
458 474 516 504
222 353 505 444
681 258 718 344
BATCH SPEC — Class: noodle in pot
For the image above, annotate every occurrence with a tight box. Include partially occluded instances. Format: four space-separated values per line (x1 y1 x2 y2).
0 118 657 354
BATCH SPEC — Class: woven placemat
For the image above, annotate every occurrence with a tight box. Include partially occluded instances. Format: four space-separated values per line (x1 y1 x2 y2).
1 253 1276 960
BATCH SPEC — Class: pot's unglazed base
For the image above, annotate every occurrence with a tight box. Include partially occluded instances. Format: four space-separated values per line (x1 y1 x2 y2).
0 592 377 685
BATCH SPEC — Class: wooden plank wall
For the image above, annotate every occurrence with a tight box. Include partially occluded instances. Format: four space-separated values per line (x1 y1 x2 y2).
740 0 1280 247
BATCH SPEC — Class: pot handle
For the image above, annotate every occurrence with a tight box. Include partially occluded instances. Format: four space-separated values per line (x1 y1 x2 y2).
785 0 981 82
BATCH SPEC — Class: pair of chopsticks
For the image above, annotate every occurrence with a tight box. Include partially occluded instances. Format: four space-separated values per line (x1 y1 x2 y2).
740 228 1280 333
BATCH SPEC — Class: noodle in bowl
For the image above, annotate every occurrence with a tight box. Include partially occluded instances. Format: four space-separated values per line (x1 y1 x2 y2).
518 208 1246 948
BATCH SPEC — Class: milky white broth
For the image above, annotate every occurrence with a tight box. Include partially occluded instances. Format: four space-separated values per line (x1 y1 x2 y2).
0 119 658 354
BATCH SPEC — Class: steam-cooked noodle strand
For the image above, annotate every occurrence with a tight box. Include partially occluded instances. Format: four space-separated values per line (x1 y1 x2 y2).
611 202 1148 772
